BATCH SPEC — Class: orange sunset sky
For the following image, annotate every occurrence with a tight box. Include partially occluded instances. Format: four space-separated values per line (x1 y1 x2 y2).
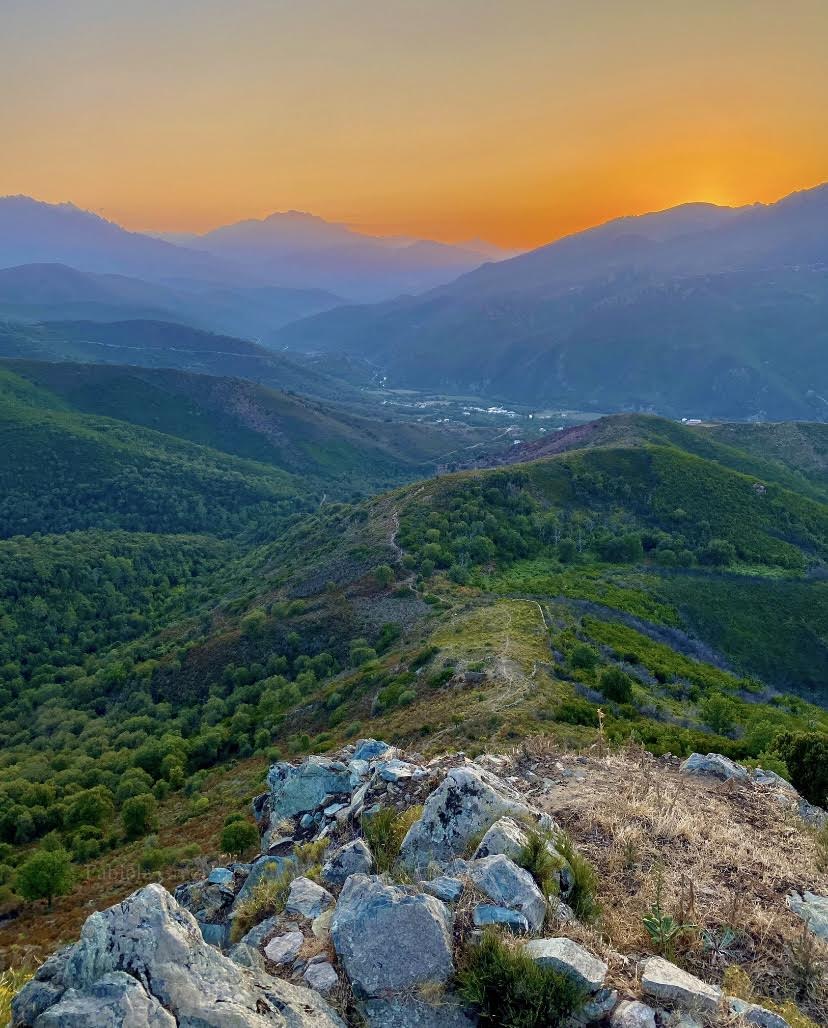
2 0 828 249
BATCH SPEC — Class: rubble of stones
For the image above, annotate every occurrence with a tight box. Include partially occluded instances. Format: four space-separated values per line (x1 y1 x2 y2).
13 740 826 1027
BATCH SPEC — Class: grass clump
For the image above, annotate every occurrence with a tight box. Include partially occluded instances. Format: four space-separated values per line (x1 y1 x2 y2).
458 929 586 1027
555 833 600 923
516 829 562 899
361 805 423 874
230 870 294 943
0 966 33 1025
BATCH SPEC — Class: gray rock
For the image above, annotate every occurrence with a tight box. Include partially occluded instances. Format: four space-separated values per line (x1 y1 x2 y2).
640 956 722 1012
360 996 477 1027
322 839 373 886
611 1000 657 1028
238 915 282 950
300 813 315 830
303 960 338 995
353 739 393 761
728 997 790 1027
787 891 828 939
523 938 607 993
400 765 532 871
679 753 749 782
207 866 235 886
577 987 618 1023
472 816 528 861
331 874 454 998
377 758 425 783
797 797 827 829
10 980 65 1026
750 768 795 791
467 854 547 932
32 972 175 1028
422 876 464 903
472 904 530 934
266 756 352 841
285 876 334 919
228 943 265 971
199 921 227 948
13 883 344 1028
264 929 305 965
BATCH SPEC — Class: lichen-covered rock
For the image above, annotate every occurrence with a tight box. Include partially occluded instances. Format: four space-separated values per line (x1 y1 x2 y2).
728 997 790 1028
265 756 352 842
400 765 532 870
360 995 477 1027
472 903 529 934
285 876 334 919
30 971 175 1028
679 753 749 782
12 883 345 1028
787 890 828 939
611 999 657 1028
229 942 265 971
467 854 547 932
322 839 373 886
523 937 607 993
472 816 528 861
640 956 722 1012
331 874 454 997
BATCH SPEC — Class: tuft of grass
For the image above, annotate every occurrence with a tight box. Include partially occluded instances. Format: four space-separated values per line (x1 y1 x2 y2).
229 869 294 943
723 965 822 1028
516 829 562 900
361 805 423 875
458 929 586 1027
0 967 33 1026
555 833 600 923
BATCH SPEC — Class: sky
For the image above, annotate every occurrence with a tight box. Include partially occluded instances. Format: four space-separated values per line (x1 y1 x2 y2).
2 0 828 249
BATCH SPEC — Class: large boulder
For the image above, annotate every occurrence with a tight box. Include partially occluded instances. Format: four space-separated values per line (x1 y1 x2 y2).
467 854 547 932
640 956 722 1012
679 753 749 782
12 883 344 1028
322 839 373 887
28 972 175 1028
523 937 607 993
265 756 352 842
400 766 532 870
285 877 334 919
331 874 454 998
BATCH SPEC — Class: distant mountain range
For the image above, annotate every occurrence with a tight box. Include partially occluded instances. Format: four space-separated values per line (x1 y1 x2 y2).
0 197 509 304
276 184 828 421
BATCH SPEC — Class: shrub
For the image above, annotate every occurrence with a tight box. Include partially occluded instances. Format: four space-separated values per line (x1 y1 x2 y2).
598 668 633 704
555 699 597 726
570 645 598 671
458 929 586 1027
361 805 423 874
775 732 828 807
16 847 73 909
517 829 562 899
121 794 158 839
220 819 259 856
374 564 395 588
699 692 736 736
555 833 600 922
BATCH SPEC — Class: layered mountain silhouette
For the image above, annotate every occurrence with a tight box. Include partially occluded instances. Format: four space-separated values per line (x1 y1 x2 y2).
276 184 828 420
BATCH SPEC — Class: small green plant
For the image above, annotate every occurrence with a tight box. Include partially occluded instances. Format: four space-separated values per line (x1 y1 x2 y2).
229 870 294 942
642 873 696 960
555 833 600 923
517 829 562 899
458 929 586 1027
361 805 423 874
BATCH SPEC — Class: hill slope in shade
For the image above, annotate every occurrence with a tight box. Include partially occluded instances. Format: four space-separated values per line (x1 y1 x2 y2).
276 184 828 421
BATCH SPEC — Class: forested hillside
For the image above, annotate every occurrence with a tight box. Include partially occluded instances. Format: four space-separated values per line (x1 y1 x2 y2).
0 413 826 970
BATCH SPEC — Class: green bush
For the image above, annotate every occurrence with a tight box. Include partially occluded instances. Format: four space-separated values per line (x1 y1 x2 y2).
598 668 633 704
570 645 598 671
121 794 158 839
555 833 600 923
458 929 586 1027
221 820 259 856
775 732 828 807
16 847 73 909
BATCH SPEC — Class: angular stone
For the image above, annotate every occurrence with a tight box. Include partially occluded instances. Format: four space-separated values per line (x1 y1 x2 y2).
353 739 394 761
467 854 547 932
303 960 339 995
322 839 373 886
312 908 334 939
264 929 305 965
640 956 722 1012
9 979 65 1026
422 876 464 903
579 987 618 1023
679 753 749 782
523 938 607 993
787 891 828 939
266 756 352 840
611 999 657 1028
199 921 227 948
230 853 295 911
12 883 344 1028
207 866 236 887
30 971 175 1028
400 765 532 871
228 942 265 971
728 997 790 1028
238 915 282 950
331 874 454 998
377 758 425 783
285 876 334 919
473 816 529 861
360 996 477 1027
472 904 529 934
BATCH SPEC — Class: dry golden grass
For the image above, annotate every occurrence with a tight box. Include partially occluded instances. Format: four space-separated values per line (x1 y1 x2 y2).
525 744 828 1022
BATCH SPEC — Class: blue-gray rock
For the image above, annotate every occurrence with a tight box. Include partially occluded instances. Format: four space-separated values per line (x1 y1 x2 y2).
640 956 722 1012
787 891 828 940
198 921 227 948
264 929 305 965
331 874 454 998
228 942 265 971
679 753 749 782
422 876 464 903
728 997 790 1028
467 854 547 932
31 971 175 1028
611 1000 657 1028
353 739 394 761
238 915 282 950
377 758 425 783
361 996 478 1027
322 838 374 887
523 938 607 992
400 765 533 871
285 876 334 919
303 960 339 995
265 756 352 842
207 866 235 887
472 904 530 934
12 883 345 1028
472 816 528 861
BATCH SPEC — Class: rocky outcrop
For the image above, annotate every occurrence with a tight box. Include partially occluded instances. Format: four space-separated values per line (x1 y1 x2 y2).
330 874 454 997
640 956 722 1012
523 937 607 993
467 854 547 932
12 883 344 1027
